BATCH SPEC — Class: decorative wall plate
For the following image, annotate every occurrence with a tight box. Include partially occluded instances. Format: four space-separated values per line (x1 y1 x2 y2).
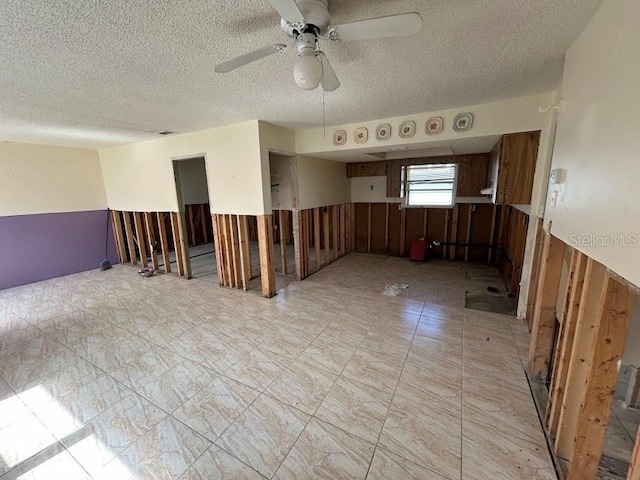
375 123 392 141
354 127 369 144
399 120 416 138
333 129 346 146
425 116 443 135
453 112 473 132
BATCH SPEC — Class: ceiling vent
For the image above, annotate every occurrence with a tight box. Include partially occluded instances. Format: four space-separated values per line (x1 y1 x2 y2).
156 131 177 136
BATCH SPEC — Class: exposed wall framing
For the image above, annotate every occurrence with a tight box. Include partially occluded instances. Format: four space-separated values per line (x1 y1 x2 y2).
353 202 497 263
293 203 355 281
110 209 189 277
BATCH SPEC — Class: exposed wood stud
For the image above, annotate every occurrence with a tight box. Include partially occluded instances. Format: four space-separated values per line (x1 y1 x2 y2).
625 367 640 409
228 215 241 288
170 212 185 277
340 204 346 255
157 212 171 274
324 207 330 265
187 205 196 246
332 205 339 260
464 204 472 262
526 218 545 328
279 210 287 276
123 211 138 266
422 209 428 240
487 204 497 263
292 211 302 281
200 204 209 244
211 215 224 285
449 205 459 260
385 203 390 253
143 212 159 270
399 207 406 256
176 211 192 279
133 212 148 268
257 214 277 298
314 208 321 269
367 203 372 253
110 210 127 264
555 259 603 459
220 215 232 286
528 233 566 380
443 209 449 258
629 427 640 480
238 215 251 290
566 274 632 480
546 250 585 436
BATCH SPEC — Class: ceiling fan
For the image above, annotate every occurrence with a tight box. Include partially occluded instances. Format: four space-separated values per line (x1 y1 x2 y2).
214 0 422 92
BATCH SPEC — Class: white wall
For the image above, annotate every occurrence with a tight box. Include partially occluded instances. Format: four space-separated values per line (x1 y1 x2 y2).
99 120 264 215
269 154 294 211
545 0 640 289
177 157 209 205
351 176 403 204
296 155 350 210
0 141 106 216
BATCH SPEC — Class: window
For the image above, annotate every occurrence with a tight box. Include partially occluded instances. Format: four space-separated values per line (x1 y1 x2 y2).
402 163 457 207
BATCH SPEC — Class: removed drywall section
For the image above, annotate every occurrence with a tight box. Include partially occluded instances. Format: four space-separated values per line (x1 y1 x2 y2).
296 155 350 210
269 154 294 211
100 120 264 215
545 0 640 288
0 141 107 216
177 157 209 205
258 121 296 213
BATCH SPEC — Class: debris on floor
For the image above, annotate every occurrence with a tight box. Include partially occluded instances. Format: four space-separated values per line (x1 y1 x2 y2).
383 283 409 296
465 291 516 315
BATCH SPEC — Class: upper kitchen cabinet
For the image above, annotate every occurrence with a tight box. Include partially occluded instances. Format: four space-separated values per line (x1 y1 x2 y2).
485 131 541 205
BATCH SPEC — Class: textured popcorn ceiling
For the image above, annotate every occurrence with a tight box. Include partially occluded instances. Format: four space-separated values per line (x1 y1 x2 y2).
0 0 602 148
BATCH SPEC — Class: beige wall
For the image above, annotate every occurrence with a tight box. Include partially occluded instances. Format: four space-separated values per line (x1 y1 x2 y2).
99 121 265 215
0 141 106 216
296 155 350 210
545 0 640 288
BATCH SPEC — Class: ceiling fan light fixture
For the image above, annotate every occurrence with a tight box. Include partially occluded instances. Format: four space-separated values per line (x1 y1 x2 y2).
293 53 322 90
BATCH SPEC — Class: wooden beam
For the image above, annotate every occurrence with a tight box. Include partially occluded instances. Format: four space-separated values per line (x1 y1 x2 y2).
257 214 277 298
332 205 338 261
566 273 632 480
555 259 604 459
443 209 449 258
170 212 185 277
625 367 640 409
122 211 137 265
187 204 196 246
133 212 148 268
385 203 390 253
110 210 127 264
324 207 330 265
449 205 459 260
144 212 159 270
340 204 346 256
487 204 497 263
238 215 251 290
546 250 586 436
422 209 428 240
157 212 171 274
528 233 566 381
228 215 241 288
526 218 545 328
211 214 224 286
200 204 209 244
400 207 406 256
279 210 288 276
367 203 372 253
220 214 232 286
177 210 192 279
292 211 302 281
629 427 640 480
464 204 472 262
314 208 321 269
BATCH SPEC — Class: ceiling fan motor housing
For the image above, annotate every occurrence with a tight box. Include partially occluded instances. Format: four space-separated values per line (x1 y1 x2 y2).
280 0 330 36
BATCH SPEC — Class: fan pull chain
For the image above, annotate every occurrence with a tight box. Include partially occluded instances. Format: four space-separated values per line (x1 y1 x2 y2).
322 86 326 138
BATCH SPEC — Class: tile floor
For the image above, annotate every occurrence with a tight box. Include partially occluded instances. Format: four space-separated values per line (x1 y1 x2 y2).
0 253 556 479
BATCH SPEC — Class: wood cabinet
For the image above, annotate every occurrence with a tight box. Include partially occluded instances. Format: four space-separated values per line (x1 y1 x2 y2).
346 161 387 178
488 131 540 205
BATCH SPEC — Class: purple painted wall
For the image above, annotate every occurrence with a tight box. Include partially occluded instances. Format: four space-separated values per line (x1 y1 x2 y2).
0 210 119 290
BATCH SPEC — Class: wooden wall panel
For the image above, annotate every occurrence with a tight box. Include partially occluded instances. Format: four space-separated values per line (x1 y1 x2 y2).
386 160 402 197
468 204 494 263
496 131 541 205
404 208 425 254
426 208 446 258
346 161 387 178
387 204 402 255
457 156 489 197
370 203 387 253
354 203 369 252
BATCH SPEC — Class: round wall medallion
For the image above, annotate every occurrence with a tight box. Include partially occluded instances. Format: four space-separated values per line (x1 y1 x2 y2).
376 123 392 141
425 116 443 135
354 127 369 144
399 120 416 138
453 112 473 132
333 129 346 146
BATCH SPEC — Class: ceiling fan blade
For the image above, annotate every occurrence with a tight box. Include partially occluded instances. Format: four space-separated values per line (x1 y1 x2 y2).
318 52 340 92
329 12 422 42
267 0 305 24
214 44 287 73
